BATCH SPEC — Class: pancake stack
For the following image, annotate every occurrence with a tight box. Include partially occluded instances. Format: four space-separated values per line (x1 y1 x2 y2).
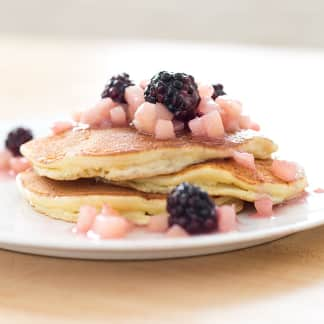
18 126 307 224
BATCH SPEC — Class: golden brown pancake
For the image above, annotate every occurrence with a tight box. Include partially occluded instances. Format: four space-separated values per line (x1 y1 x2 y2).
17 170 244 224
21 127 277 181
113 159 308 204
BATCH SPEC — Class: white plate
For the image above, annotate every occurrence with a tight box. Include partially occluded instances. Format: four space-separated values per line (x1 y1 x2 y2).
1 121 324 260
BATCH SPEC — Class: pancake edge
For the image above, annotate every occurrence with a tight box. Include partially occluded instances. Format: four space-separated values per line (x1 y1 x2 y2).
22 136 277 181
17 173 244 225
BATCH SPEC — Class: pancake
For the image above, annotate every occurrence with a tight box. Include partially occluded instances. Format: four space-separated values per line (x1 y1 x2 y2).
17 170 244 225
114 159 307 204
21 127 277 181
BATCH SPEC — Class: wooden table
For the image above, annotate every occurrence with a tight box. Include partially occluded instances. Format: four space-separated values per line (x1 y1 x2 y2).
1 36 324 323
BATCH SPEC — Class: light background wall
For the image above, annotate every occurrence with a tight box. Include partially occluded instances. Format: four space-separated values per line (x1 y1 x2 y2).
0 0 323 48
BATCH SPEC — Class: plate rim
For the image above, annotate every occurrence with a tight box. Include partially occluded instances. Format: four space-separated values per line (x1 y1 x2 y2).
0 209 322 252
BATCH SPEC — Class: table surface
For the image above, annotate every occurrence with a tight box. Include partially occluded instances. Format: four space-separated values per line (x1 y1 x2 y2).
1 36 324 323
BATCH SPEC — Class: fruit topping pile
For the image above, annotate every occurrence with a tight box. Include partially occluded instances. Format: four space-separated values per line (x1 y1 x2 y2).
70 71 260 141
75 182 238 239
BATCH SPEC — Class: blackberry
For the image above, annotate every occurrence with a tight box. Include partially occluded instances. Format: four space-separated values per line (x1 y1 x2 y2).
144 71 200 121
167 182 217 234
5 127 33 156
211 83 226 100
101 73 134 103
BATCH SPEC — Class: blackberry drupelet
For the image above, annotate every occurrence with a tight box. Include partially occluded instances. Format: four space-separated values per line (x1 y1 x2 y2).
5 127 33 156
144 71 200 121
167 182 217 234
211 83 226 100
101 73 134 103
